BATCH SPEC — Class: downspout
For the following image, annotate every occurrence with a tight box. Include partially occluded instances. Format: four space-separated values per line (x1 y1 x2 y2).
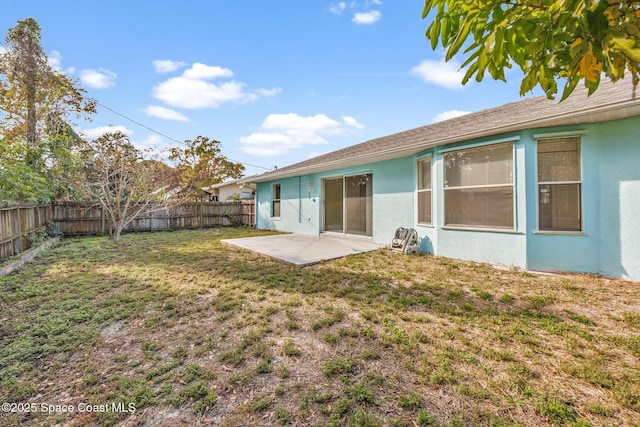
298 176 302 223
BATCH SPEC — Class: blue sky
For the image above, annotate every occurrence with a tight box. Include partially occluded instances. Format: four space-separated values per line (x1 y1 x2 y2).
1 1 540 176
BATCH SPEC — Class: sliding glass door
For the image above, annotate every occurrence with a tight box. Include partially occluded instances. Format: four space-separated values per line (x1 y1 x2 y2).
323 178 344 232
323 174 372 237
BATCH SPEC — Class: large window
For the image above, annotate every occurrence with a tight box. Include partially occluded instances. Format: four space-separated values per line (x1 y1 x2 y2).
537 137 582 231
272 184 281 217
444 143 514 229
417 156 432 225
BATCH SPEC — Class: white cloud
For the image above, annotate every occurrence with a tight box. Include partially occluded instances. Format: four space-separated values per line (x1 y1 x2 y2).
136 134 162 149
410 58 467 90
80 68 117 89
153 59 188 74
342 115 364 129
329 2 346 15
143 105 191 122
306 150 329 159
255 87 283 97
182 63 233 80
352 10 381 25
154 78 252 109
152 62 280 109
48 50 63 73
48 50 75 75
79 125 132 140
0 46 6 55
133 134 173 159
433 110 472 123
239 113 364 156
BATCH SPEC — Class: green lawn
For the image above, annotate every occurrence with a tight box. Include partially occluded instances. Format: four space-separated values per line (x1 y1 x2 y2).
1 228 639 426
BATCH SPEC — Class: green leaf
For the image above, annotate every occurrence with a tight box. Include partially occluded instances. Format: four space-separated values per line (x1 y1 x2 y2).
611 37 640 62
492 27 505 65
462 62 479 85
431 15 442 49
560 74 581 101
447 17 473 59
584 74 601 95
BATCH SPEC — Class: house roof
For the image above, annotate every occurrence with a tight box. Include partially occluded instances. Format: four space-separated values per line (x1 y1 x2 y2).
250 79 640 183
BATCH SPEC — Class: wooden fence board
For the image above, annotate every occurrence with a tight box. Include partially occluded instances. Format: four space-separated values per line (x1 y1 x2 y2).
0 201 255 263
51 201 255 237
0 204 52 263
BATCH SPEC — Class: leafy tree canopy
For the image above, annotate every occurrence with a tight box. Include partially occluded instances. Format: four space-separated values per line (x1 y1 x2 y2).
423 0 640 100
0 139 53 202
169 136 245 196
0 18 96 203
0 18 96 145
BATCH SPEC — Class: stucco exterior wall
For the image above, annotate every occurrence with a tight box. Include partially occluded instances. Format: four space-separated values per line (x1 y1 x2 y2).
595 119 640 280
525 117 640 280
255 116 640 280
256 158 415 242
256 176 319 235
415 136 528 268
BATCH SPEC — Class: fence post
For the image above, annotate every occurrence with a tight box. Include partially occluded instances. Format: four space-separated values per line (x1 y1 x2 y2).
14 207 21 254
199 201 204 228
101 205 106 234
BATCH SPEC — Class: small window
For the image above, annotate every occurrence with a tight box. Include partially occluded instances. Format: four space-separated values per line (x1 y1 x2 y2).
417 156 432 225
537 137 582 231
272 184 281 217
444 143 514 229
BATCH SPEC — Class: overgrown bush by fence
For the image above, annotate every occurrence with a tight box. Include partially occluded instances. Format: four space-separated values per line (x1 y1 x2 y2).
0 201 255 263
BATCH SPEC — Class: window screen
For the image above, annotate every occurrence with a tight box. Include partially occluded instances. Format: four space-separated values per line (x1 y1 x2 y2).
272 184 281 217
417 157 432 225
537 137 582 231
444 143 514 229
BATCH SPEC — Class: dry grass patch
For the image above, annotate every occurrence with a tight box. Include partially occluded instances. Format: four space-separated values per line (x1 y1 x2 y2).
1 228 639 426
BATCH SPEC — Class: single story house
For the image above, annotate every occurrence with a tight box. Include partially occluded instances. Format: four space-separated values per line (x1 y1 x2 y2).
202 178 256 202
248 80 640 281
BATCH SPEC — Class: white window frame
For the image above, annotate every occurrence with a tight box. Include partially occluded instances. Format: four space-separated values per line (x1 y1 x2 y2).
443 142 516 231
271 183 281 218
417 155 432 226
535 135 583 233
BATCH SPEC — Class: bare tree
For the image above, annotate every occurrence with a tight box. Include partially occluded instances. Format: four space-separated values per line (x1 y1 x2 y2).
79 132 178 243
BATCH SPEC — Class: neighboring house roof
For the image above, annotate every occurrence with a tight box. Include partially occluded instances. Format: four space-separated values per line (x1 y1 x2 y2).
209 177 257 190
202 177 257 194
250 79 640 183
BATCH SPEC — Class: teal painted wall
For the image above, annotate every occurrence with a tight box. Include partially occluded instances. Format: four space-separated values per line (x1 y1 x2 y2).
596 120 640 280
256 175 320 235
256 158 415 243
525 117 640 280
418 136 528 267
525 126 600 274
256 116 640 280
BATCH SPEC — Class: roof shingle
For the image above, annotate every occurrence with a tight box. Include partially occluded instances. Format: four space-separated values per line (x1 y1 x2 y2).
251 80 640 182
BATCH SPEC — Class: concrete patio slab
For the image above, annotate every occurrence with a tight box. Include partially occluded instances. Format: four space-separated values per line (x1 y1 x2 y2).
221 233 384 266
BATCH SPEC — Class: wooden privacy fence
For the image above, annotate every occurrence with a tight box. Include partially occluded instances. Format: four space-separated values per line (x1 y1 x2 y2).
0 201 255 263
0 203 52 263
52 201 255 236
